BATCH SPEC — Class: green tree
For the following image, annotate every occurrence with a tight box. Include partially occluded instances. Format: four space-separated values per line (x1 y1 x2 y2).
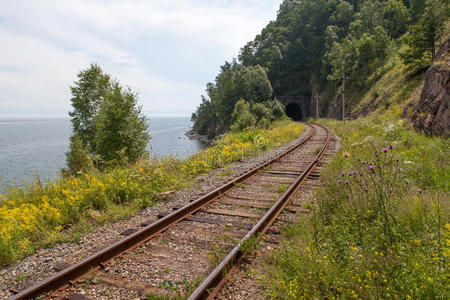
67 64 150 171
408 0 427 22
193 62 274 137
356 33 377 67
252 102 271 128
230 99 257 132
239 65 273 103
69 63 111 152
326 38 356 121
328 0 355 36
191 96 217 138
399 0 446 69
382 0 410 38
426 0 449 46
351 0 384 37
373 26 391 59
270 99 286 119
95 82 150 164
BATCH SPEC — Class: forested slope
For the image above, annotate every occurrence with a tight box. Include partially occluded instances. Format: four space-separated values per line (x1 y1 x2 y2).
192 0 447 137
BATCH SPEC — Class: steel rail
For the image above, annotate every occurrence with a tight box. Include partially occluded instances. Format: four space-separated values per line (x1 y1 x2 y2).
10 123 316 300
188 124 330 300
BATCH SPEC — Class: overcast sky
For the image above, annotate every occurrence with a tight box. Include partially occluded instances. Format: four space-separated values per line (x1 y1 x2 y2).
0 0 282 118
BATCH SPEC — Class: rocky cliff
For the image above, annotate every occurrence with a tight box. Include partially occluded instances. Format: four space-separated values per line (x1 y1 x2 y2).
407 39 450 137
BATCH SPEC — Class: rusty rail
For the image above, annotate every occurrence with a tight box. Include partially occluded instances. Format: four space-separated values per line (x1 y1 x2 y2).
10 124 317 300
188 123 330 300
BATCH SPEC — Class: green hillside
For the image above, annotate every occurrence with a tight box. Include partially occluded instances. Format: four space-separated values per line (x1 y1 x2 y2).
192 0 447 137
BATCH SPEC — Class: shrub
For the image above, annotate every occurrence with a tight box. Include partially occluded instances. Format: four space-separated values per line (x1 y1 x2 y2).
252 102 270 122
230 99 257 132
65 135 95 175
230 98 286 132
271 99 286 120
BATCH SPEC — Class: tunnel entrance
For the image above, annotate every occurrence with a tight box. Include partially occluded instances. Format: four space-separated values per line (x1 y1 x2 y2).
285 103 303 121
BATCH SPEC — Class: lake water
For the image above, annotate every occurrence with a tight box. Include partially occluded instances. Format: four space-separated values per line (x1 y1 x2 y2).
0 117 204 186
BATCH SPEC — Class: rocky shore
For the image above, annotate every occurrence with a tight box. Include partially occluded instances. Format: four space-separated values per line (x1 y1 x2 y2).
185 129 213 145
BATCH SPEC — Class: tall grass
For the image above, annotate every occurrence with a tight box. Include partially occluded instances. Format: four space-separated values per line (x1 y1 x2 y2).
0 120 304 266
263 112 449 299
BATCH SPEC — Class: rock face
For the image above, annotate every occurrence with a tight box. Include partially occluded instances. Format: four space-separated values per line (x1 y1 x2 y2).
409 39 450 137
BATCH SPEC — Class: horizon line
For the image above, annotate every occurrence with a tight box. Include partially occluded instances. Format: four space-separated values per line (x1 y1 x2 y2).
0 114 192 120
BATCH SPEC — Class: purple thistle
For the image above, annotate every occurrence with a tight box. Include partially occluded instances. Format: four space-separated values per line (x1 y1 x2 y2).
390 193 394 196
338 180 342 184
345 180 349 184
352 171 356 176
375 151 378 157
344 153 348 158
369 164 374 170
384 161 388 165
362 160 366 165
382 148 388 153
341 171 345 177
357 158 360 161
348 172 352 176
388 145 393 150
418 188 423 193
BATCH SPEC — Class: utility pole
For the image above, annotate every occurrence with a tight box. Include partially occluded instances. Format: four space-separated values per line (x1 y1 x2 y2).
342 59 345 123
316 91 319 119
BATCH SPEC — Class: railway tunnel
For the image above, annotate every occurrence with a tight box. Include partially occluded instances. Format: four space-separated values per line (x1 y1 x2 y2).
277 96 311 121
285 103 303 121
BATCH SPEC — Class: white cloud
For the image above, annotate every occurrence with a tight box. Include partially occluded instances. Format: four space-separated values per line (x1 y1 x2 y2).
0 0 282 117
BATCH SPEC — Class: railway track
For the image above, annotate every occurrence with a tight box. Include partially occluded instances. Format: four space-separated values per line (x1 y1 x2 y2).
9 122 336 300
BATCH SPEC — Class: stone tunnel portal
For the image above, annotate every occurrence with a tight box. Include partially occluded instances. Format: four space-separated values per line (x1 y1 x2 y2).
285 103 303 121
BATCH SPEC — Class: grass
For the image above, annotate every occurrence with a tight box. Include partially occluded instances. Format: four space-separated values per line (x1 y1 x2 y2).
262 111 449 299
0 120 304 266
348 49 425 118
207 243 228 266
239 235 262 256
276 184 290 194
146 277 204 300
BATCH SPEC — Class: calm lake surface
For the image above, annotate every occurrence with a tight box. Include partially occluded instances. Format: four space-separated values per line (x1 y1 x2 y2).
0 117 204 186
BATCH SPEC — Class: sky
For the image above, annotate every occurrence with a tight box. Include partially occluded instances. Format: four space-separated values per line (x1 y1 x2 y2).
0 0 282 118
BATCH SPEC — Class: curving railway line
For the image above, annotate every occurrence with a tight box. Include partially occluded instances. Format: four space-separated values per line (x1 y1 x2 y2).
9 122 336 300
